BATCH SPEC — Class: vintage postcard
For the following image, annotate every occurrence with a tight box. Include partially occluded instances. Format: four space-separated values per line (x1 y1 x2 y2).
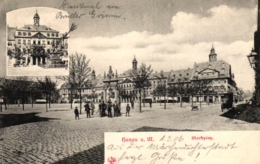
0 0 259 164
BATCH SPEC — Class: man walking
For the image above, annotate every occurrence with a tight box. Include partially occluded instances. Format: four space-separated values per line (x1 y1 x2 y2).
74 107 79 120
126 104 130 117
98 101 102 117
107 100 112 118
131 99 134 109
113 101 119 117
84 102 91 118
101 101 107 117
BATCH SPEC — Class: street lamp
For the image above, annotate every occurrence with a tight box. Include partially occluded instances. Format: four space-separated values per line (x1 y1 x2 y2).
247 49 258 69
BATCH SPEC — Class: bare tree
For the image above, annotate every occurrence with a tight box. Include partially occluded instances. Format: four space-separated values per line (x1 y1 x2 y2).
14 77 32 111
130 63 153 113
37 76 58 112
192 79 212 108
69 53 92 114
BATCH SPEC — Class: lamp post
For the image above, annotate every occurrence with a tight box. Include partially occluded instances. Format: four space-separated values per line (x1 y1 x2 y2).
247 49 259 104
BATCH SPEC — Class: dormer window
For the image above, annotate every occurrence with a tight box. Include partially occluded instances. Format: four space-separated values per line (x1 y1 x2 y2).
208 64 211 68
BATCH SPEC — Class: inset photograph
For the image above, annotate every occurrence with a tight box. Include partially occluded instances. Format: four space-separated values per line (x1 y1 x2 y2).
6 7 69 76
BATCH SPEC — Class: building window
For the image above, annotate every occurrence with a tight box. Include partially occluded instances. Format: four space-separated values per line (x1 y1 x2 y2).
18 39 21 44
52 33 54 37
8 42 12 46
56 33 58 37
33 40 36 44
38 41 41 45
47 33 50 37
28 32 31 36
23 40 26 45
47 41 50 45
18 32 21 36
186 73 189 76
23 32 26 36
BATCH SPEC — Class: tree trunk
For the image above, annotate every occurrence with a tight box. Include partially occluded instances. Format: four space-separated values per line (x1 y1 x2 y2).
79 89 82 114
70 89 73 109
180 95 182 107
191 95 193 107
164 94 166 109
139 90 142 113
143 89 145 107
31 93 34 108
46 94 48 112
4 97 7 110
49 93 51 108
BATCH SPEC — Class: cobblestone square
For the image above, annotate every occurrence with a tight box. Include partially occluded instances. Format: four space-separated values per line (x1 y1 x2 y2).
0 102 260 163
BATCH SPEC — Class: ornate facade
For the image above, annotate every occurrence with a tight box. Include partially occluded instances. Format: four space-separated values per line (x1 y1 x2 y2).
7 11 68 69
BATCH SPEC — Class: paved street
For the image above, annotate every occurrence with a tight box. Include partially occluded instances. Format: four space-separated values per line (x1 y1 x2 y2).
0 102 260 163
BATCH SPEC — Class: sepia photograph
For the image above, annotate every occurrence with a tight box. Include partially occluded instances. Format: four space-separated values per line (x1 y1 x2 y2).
6 7 69 76
0 0 260 163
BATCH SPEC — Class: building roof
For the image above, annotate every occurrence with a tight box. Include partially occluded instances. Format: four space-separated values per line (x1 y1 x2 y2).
192 60 231 79
168 68 193 84
17 24 58 32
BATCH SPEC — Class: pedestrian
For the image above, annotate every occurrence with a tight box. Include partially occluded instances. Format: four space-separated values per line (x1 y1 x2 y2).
113 101 119 117
126 104 130 117
91 100 95 115
74 107 79 120
149 100 152 108
118 101 121 116
107 100 112 118
98 101 102 117
131 99 134 109
84 102 91 118
101 101 107 117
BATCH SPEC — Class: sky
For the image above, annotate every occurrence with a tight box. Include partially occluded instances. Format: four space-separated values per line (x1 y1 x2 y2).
0 0 258 91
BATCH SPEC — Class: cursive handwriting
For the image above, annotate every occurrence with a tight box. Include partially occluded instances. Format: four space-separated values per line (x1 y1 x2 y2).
150 151 184 164
116 151 145 164
59 0 102 10
56 12 86 19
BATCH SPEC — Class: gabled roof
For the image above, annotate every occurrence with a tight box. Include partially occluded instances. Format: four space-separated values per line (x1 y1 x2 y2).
198 68 219 74
17 25 58 32
192 60 231 78
31 32 47 39
120 78 133 84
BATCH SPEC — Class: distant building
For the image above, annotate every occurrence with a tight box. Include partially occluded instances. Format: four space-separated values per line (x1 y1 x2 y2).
7 10 68 69
58 46 237 104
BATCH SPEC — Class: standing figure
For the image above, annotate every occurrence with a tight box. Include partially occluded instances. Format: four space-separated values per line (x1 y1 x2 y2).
113 101 119 117
91 101 95 115
98 101 102 117
84 102 91 118
74 107 79 120
107 100 112 118
126 104 130 117
131 99 134 109
101 101 107 117
149 100 152 108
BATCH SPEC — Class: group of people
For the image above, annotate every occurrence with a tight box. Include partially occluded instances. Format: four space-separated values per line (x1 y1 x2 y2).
99 100 121 118
74 100 134 119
